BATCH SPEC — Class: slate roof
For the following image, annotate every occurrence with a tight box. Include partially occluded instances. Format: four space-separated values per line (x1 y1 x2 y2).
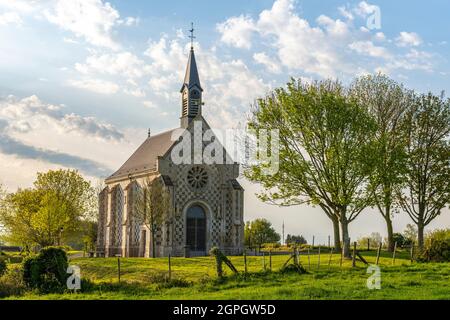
180 48 203 92
106 128 179 181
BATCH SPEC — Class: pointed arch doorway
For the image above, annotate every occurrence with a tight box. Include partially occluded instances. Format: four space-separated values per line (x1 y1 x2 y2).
186 205 207 256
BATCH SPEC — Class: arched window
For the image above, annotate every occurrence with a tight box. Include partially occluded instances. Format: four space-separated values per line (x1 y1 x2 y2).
186 205 206 252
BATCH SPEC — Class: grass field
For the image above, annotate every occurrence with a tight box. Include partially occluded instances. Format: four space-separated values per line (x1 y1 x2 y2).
5 250 450 300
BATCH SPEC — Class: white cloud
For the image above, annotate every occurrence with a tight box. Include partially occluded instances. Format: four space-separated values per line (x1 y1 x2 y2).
143 101 156 109
396 31 422 47
0 11 23 26
253 52 281 73
338 6 354 20
354 1 379 17
349 41 391 59
44 0 121 50
119 16 139 27
63 37 79 44
0 95 124 141
68 78 120 94
123 87 146 98
316 15 349 37
374 32 386 41
0 95 147 184
216 0 434 78
142 35 270 129
75 52 149 79
144 37 186 73
216 14 256 49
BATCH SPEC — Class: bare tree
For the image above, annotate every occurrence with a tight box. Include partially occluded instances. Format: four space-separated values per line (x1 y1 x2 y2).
133 177 171 258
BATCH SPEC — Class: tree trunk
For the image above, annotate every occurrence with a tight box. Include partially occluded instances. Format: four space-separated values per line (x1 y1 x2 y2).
340 217 351 258
332 217 341 251
151 229 156 258
417 221 424 250
385 213 394 252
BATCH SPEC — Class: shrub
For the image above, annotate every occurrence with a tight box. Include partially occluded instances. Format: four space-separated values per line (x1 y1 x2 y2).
22 246 69 293
0 264 26 298
417 229 450 262
263 242 281 249
0 257 7 277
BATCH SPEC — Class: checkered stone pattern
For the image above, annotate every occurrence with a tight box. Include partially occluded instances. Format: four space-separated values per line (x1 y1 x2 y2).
127 182 141 246
172 216 183 246
163 157 241 255
114 186 124 247
224 190 234 246
96 187 108 250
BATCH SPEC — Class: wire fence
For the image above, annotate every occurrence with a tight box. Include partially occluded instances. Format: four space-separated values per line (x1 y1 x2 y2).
101 241 418 285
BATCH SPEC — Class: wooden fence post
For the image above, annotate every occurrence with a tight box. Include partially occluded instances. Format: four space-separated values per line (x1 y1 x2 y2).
262 252 266 271
317 246 321 269
376 243 382 265
294 247 299 265
117 256 121 283
367 238 370 251
269 250 272 271
392 242 397 265
328 248 334 269
312 236 315 248
352 242 356 267
244 251 248 274
410 242 414 263
328 236 331 250
307 247 310 270
168 254 172 281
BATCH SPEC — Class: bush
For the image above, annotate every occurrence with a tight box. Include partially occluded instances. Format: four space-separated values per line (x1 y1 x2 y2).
418 229 450 262
0 257 7 277
0 264 26 298
23 246 69 293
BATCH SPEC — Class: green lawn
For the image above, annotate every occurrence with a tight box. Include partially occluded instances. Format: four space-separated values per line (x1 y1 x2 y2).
6 250 450 300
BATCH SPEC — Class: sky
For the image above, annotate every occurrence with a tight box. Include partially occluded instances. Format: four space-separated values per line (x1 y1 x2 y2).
0 0 449 244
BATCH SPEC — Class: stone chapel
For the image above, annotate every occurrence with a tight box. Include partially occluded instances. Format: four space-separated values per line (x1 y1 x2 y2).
96 41 245 258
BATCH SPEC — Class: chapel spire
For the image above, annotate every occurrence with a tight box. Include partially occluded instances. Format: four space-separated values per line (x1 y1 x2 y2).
180 23 203 128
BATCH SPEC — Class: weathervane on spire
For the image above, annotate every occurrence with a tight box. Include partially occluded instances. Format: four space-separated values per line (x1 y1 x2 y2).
189 22 196 49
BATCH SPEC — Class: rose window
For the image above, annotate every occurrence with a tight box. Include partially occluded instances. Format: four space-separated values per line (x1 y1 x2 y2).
187 167 208 189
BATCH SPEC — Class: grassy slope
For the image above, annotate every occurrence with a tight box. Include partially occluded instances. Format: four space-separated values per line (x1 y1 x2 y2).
8 251 450 300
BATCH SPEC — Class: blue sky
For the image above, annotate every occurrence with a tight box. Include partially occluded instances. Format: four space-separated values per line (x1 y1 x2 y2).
0 0 449 242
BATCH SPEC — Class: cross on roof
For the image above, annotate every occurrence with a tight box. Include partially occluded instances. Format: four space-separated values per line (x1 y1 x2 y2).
189 22 196 49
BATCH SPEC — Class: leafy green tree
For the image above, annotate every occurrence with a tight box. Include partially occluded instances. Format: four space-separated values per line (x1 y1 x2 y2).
0 170 95 248
34 169 96 221
246 79 377 257
244 218 280 251
133 177 171 258
398 93 450 249
350 74 412 252
357 232 382 249
392 233 408 247
285 234 307 246
403 224 418 244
